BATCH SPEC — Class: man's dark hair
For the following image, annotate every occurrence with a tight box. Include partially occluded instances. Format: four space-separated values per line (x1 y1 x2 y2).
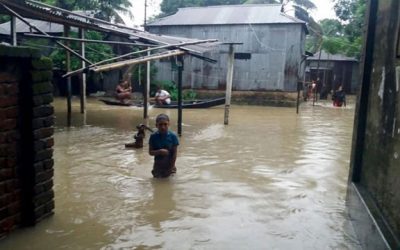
156 114 169 123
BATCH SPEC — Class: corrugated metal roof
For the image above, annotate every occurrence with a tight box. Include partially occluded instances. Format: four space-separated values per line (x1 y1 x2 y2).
307 50 358 62
0 18 68 34
147 4 306 26
0 11 97 34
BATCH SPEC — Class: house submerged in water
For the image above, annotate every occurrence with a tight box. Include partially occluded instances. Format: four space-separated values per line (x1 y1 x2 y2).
306 50 359 94
147 4 308 92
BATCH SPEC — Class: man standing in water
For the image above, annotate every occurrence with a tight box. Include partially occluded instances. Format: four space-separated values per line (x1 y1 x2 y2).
149 114 179 178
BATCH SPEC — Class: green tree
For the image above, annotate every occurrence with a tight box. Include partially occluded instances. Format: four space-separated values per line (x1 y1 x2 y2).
37 0 132 22
159 0 246 17
319 0 366 58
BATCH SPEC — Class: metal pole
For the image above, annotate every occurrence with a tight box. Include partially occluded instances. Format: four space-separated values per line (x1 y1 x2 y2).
64 25 72 126
177 55 184 136
224 44 234 125
79 28 86 114
11 15 17 46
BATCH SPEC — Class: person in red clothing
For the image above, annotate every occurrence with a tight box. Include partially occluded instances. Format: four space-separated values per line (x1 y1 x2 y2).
332 85 346 107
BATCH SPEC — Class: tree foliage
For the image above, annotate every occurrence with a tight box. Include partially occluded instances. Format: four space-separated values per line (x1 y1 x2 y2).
319 0 366 58
21 31 114 71
159 0 247 17
37 0 132 22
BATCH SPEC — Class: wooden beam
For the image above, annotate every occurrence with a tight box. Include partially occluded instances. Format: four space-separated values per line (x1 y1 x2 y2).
91 50 186 73
224 44 234 125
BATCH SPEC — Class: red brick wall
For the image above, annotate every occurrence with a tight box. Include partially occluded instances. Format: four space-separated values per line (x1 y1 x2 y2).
0 73 21 236
0 45 54 238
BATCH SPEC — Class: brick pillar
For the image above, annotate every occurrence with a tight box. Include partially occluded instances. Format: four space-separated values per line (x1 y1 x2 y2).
0 73 21 236
0 45 55 237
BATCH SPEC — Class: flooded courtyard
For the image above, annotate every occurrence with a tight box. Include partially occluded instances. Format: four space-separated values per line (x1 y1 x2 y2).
0 97 361 249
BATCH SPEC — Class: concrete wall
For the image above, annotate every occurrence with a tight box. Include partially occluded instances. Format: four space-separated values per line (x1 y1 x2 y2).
0 45 55 238
148 24 305 91
347 1 400 249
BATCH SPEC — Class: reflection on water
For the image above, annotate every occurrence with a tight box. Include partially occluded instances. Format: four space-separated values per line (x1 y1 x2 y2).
0 97 361 249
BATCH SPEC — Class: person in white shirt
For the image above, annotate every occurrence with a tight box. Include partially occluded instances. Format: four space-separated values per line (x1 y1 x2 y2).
155 86 171 105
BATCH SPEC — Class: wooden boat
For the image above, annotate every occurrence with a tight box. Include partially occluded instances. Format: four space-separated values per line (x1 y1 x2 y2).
154 97 226 109
100 97 226 109
99 98 143 107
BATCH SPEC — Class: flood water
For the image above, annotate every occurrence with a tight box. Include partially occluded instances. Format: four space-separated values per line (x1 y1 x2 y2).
1 97 361 249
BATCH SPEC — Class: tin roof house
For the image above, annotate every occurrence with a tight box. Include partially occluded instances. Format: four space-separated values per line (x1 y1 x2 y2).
306 50 359 94
147 4 308 91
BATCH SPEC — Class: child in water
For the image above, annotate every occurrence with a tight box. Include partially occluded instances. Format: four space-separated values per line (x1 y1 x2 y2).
149 114 179 178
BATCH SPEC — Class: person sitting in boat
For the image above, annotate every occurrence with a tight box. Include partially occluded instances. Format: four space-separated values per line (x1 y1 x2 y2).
115 80 132 103
154 86 171 105
332 84 346 107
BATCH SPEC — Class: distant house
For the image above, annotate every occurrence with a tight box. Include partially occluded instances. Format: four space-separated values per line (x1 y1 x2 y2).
306 50 359 93
147 4 308 91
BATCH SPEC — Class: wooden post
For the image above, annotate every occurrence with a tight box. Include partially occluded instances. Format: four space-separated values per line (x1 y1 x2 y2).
11 16 17 46
64 25 72 126
296 81 301 114
79 28 86 114
144 49 150 119
224 44 234 125
314 48 322 106
177 55 184 136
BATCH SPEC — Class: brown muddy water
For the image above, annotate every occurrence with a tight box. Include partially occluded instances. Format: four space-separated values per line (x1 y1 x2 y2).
1 97 361 249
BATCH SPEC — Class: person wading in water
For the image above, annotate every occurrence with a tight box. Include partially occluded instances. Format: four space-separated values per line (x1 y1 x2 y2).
148 114 179 178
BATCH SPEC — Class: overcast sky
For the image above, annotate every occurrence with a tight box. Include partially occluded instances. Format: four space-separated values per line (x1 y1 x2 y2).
123 0 336 28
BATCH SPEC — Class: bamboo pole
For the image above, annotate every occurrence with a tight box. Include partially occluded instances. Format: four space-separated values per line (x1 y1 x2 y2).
92 50 186 73
63 39 217 78
296 81 301 114
177 55 184 136
64 26 72 126
23 33 149 46
11 16 16 46
314 48 322 106
79 28 86 114
224 44 235 125
0 3 92 65
144 49 150 119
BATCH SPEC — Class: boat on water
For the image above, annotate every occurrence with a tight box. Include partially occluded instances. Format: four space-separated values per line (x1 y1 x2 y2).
154 97 225 109
99 98 143 107
99 97 225 109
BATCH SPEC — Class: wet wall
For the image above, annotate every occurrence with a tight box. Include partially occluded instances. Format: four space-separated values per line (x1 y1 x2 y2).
148 24 305 92
347 0 400 249
0 45 55 238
